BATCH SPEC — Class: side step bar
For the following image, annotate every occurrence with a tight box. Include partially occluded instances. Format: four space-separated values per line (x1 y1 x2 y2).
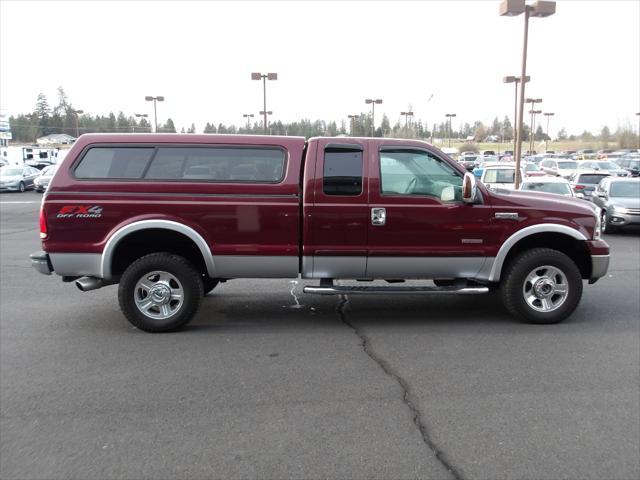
303 285 489 295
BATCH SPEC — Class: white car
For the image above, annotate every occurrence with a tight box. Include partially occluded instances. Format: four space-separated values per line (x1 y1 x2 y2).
539 159 579 178
480 165 525 190
519 177 575 197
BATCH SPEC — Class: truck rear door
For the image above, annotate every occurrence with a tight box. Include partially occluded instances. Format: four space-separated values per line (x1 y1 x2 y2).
303 139 368 278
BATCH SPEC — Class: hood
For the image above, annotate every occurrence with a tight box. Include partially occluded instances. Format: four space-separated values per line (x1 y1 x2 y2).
0 175 21 181
610 196 640 209
490 188 599 216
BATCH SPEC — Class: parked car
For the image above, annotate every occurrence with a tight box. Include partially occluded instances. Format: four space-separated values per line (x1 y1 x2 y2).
473 161 511 178
523 162 547 177
30 133 609 331
480 165 524 190
577 160 629 177
540 159 579 178
34 165 59 192
519 177 575 197
569 171 611 200
458 158 476 171
615 155 640 177
0 165 41 192
592 178 640 232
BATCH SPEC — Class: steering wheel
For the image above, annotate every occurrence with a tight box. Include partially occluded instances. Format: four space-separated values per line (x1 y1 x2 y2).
404 177 419 194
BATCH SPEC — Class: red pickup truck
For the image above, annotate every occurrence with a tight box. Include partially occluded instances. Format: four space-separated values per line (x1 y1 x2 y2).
31 134 609 332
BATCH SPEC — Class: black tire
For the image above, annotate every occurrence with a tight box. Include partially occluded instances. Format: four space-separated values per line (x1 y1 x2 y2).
18 182 25 193
202 277 219 295
118 252 203 332
501 248 583 324
601 210 618 234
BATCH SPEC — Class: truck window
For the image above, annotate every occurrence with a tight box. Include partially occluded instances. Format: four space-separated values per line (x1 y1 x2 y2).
144 147 285 182
75 147 154 179
379 149 462 200
323 149 363 196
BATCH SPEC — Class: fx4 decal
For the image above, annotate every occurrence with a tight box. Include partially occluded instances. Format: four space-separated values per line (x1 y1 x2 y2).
57 205 103 219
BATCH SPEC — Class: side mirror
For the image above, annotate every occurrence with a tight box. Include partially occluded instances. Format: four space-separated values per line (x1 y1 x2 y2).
462 172 478 204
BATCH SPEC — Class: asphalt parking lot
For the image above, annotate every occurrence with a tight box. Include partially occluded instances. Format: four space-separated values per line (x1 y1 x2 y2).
1 190 639 480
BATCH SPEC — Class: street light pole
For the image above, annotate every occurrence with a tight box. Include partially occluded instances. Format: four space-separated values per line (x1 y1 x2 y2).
144 96 165 133
365 99 383 137
636 112 640 149
500 0 556 188
252 72 277 134
528 109 542 153
400 111 414 136
445 113 456 147
134 113 148 133
71 109 84 138
503 75 530 154
243 113 254 131
525 97 543 154
543 112 554 151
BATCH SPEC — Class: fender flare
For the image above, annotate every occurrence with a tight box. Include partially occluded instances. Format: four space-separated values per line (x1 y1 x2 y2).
488 223 587 282
100 220 216 279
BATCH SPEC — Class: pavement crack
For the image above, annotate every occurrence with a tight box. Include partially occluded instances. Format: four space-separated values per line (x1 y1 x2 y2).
336 294 464 480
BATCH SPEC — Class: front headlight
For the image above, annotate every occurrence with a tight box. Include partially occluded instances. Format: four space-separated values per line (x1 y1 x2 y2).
594 209 602 240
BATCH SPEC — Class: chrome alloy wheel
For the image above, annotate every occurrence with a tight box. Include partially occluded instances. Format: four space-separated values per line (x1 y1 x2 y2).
522 265 569 313
134 271 184 320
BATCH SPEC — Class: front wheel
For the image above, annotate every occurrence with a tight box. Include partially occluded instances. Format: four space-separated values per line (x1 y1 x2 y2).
601 210 618 234
118 253 204 332
18 182 25 193
501 248 583 324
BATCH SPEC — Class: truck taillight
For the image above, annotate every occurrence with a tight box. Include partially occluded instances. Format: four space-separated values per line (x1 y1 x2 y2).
39 206 48 239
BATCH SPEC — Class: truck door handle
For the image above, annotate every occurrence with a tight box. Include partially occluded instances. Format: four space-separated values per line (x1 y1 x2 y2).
371 207 386 226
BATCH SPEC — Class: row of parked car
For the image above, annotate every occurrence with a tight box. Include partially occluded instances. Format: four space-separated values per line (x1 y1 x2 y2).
0 164 58 192
453 150 640 233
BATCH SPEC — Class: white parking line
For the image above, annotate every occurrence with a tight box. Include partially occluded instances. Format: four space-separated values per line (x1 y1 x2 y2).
0 201 41 204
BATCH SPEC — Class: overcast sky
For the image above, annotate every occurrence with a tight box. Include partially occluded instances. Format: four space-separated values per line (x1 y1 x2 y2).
1 0 639 137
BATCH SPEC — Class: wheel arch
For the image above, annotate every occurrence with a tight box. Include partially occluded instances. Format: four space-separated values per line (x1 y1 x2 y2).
101 220 215 280
489 224 590 282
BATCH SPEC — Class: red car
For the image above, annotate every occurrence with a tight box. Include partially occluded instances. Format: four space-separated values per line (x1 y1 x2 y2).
31 134 609 332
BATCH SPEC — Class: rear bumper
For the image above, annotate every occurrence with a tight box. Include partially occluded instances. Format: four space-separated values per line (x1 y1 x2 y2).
30 251 53 275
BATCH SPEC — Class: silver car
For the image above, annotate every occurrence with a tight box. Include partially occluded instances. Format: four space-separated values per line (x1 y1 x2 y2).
592 177 640 232
34 165 58 192
0 166 41 192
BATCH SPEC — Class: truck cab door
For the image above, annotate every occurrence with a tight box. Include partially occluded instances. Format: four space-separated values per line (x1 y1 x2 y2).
303 140 369 278
366 145 494 279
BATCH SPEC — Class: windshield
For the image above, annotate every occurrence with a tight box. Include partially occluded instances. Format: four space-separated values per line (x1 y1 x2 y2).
610 182 640 198
484 168 515 183
628 160 640 169
522 182 572 195
596 162 620 169
0 167 22 176
524 163 540 171
579 174 609 184
42 165 58 175
558 161 578 169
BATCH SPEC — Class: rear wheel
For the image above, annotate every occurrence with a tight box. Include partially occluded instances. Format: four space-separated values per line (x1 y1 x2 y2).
18 182 25 193
501 248 582 324
118 253 203 332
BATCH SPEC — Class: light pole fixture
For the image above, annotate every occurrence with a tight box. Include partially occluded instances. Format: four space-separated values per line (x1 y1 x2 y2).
71 109 84 138
400 111 414 136
252 72 277 134
445 113 456 147
543 112 554 151
144 96 164 133
347 114 359 136
243 113 254 130
365 98 383 137
134 113 148 133
500 0 556 187
503 75 530 152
